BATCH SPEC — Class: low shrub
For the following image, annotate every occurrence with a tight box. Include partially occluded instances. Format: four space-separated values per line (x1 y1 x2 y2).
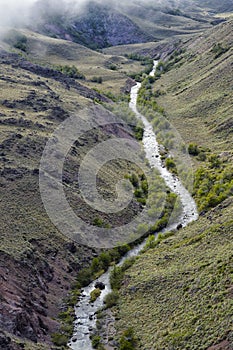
119 328 138 350
91 335 101 348
51 333 69 346
90 288 101 303
165 157 178 174
104 291 119 308
91 76 103 83
55 64 85 79
211 43 229 59
188 143 200 156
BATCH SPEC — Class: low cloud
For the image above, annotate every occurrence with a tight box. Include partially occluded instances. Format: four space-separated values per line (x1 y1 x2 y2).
0 0 189 29
0 0 36 27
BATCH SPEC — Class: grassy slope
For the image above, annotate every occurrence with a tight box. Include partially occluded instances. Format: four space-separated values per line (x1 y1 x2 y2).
0 28 144 95
0 34 145 348
117 199 233 350
155 20 233 152
18 29 144 95
114 20 233 350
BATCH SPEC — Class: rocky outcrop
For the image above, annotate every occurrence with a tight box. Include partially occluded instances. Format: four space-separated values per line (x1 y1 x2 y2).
95 282 105 290
0 244 94 345
0 331 23 350
0 50 110 103
34 2 153 49
121 78 136 94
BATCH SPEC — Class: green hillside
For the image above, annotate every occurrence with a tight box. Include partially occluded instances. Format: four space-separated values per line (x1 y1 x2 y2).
155 20 233 152
115 198 233 349
107 20 233 350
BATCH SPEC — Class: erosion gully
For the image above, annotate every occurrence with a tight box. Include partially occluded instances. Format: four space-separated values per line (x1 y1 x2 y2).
68 61 198 350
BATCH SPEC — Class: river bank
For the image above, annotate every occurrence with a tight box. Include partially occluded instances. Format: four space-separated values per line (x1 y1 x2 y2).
68 61 198 350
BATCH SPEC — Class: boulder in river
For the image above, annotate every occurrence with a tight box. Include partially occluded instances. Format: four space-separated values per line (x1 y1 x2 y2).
95 282 105 290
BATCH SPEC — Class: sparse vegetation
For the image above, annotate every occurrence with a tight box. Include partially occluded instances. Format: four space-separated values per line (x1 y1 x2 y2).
211 43 229 58
55 64 85 79
113 19 233 350
91 76 103 83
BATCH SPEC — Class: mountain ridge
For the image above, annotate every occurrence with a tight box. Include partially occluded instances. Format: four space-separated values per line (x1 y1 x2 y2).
29 0 232 49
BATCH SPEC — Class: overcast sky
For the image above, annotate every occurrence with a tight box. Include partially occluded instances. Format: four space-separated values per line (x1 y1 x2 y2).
0 0 35 26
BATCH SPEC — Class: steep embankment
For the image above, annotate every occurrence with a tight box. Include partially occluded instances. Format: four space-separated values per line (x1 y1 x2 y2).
155 20 233 152
113 20 233 350
116 199 233 350
0 47 141 349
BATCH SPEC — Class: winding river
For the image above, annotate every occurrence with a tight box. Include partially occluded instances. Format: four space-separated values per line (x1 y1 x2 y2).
68 61 198 350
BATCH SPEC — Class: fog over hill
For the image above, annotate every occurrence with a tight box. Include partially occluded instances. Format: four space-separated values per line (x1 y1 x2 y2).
1 0 233 48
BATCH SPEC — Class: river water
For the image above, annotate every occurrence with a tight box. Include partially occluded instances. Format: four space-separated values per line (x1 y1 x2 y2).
68 61 198 350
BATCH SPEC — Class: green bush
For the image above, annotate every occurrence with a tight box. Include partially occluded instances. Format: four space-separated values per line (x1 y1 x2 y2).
211 43 229 59
115 244 131 258
110 257 136 291
119 328 138 350
119 339 134 350
93 217 105 227
56 64 85 79
165 157 177 174
91 76 103 83
110 265 124 290
193 158 233 212
134 188 144 198
197 151 207 161
208 154 220 168
51 333 69 346
90 288 101 303
76 267 92 286
104 291 119 308
91 251 112 273
129 173 139 188
91 335 101 348
132 124 144 141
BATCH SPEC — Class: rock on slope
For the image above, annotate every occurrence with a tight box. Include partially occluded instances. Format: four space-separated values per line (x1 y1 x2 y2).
0 48 136 348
